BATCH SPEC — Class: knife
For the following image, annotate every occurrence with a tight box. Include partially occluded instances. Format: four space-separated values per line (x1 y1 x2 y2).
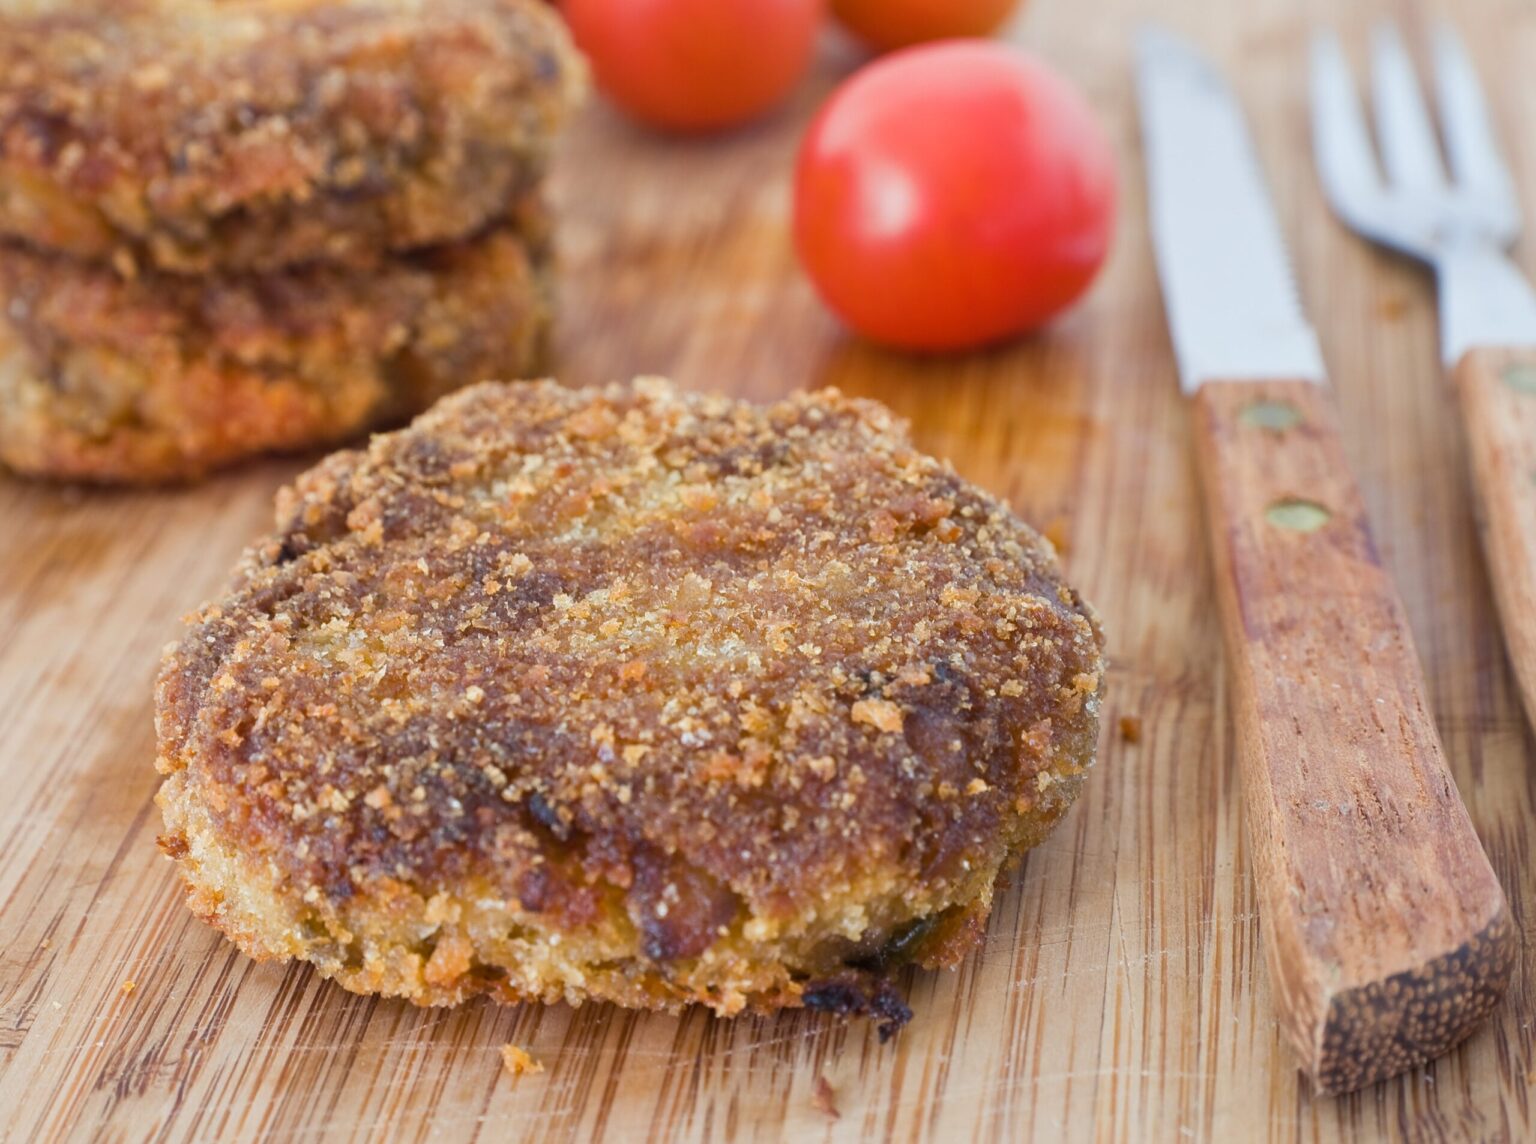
1136 26 1514 1095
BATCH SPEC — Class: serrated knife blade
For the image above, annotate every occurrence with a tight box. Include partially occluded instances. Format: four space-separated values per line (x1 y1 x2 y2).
1136 25 1326 391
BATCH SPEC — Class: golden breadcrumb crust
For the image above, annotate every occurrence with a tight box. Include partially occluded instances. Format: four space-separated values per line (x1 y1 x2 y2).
0 208 551 483
0 0 582 272
156 379 1106 1033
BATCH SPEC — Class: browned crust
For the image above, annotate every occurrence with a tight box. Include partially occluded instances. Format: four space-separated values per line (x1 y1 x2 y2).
0 206 552 483
155 379 1106 1027
0 0 582 272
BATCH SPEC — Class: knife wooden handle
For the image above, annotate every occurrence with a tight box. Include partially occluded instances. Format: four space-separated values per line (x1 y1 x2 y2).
1456 346 1536 731
1192 378 1514 1095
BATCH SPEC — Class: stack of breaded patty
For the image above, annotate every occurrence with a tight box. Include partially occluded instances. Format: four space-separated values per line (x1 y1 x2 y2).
0 0 582 482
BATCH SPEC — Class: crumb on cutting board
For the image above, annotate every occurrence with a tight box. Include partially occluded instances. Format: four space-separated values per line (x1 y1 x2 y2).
501 1045 544 1079
120 980 136 996
1119 715 1142 743
812 1075 840 1120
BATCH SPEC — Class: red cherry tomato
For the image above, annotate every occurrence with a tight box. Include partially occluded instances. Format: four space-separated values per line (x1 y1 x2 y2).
562 0 824 133
794 42 1116 351
831 0 1023 53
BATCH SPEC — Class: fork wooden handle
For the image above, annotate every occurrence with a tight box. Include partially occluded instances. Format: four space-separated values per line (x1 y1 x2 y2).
1192 378 1514 1095
1456 346 1536 729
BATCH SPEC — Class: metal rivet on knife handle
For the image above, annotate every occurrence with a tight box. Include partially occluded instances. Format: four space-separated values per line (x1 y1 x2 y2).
1240 400 1305 430
1264 499 1331 532
1500 362 1536 394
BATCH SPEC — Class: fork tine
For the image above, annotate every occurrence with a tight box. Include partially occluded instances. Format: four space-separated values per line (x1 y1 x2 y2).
1432 21 1520 225
1371 23 1447 189
1311 33 1386 226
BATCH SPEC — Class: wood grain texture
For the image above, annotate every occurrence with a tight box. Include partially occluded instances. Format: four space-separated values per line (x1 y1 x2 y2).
1458 346 1536 738
1193 378 1513 1094
3 0 1536 1140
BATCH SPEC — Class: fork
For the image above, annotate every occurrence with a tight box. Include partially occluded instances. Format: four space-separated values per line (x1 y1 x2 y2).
1312 23 1536 731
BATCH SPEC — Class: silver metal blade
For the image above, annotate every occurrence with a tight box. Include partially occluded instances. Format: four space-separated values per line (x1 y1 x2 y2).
1371 23 1449 193
1137 25 1327 391
1432 21 1521 235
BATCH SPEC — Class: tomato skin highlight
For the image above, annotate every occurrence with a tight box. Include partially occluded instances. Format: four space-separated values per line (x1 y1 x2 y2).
562 0 824 133
830 0 1023 53
793 41 1117 351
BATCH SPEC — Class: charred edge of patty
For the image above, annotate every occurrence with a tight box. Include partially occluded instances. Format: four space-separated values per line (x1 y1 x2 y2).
157 797 1006 1040
801 973 914 1042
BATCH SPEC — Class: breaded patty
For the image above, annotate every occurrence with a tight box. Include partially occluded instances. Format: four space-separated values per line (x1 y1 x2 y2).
155 379 1106 1034
0 0 581 273
0 210 551 482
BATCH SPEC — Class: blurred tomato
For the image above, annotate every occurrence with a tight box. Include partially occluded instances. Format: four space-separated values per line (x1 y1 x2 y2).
830 0 1022 52
562 0 824 133
793 41 1116 351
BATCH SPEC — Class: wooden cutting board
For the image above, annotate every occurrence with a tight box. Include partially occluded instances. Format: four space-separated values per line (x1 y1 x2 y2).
3 0 1533 1138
